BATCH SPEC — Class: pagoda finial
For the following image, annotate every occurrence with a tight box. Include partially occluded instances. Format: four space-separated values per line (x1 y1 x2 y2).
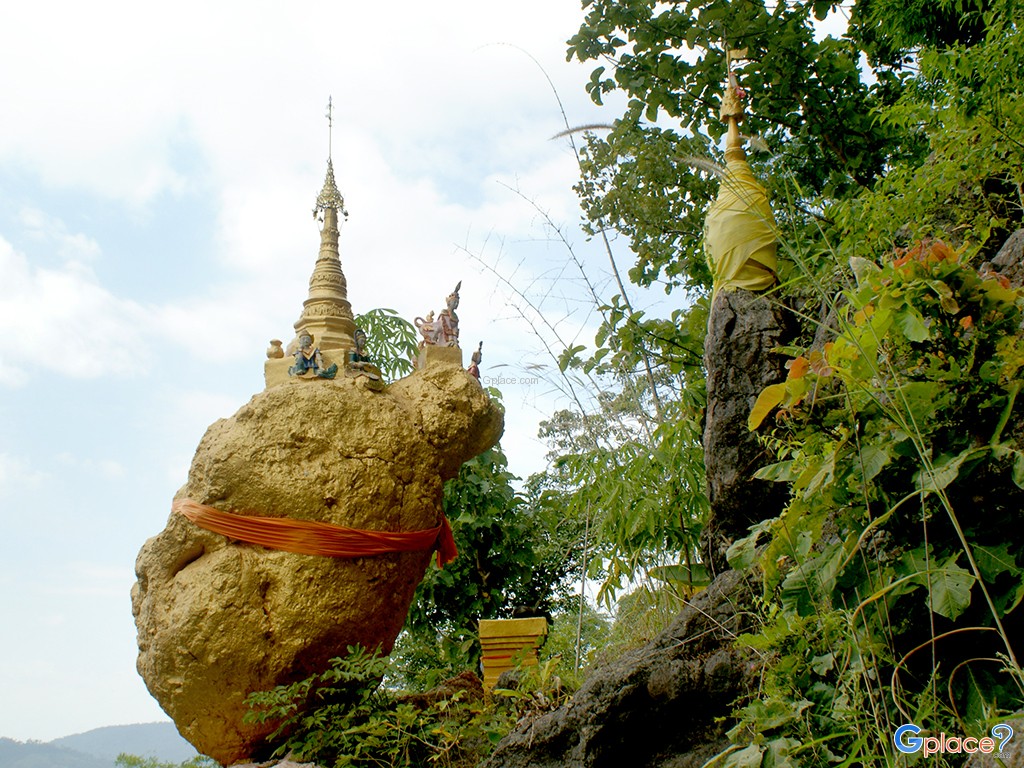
314 96 347 222
314 160 347 221
326 96 333 161
720 45 749 162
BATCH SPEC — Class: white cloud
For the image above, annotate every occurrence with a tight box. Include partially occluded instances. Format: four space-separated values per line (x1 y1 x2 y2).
43 562 135 599
0 236 151 381
52 452 127 481
18 207 102 262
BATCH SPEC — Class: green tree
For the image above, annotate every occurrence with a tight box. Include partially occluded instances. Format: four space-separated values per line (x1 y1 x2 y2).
115 755 216 768
567 0 925 298
540 600 614 682
532 382 708 606
394 436 586 688
563 0 1012 340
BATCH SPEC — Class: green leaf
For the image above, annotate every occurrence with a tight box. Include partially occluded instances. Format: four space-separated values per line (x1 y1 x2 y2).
812 0 832 20
811 652 835 676
765 736 803 768
973 543 1020 581
558 344 586 372
916 447 986 492
849 256 881 286
649 562 710 585
802 449 836 499
781 541 845 615
754 460 797 483
736 697 813 730
857 443 891 484
979 359 1003 383
926 558 975 620
726 521 774 570
1014 451 1024 488
896 306 930 342
722 743 765 768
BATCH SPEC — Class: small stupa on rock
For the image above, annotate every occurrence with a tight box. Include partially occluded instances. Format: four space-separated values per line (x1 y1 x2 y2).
701 51 792 573
264 145 355 386
133 103 503 766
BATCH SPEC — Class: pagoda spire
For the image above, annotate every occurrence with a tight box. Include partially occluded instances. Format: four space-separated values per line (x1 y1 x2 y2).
292 97 356 354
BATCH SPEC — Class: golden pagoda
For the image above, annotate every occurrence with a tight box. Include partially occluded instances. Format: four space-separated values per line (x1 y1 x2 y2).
265 104 358 387
296 158 357 353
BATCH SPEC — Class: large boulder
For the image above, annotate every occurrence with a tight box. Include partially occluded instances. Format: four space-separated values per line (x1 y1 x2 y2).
132 363 502 765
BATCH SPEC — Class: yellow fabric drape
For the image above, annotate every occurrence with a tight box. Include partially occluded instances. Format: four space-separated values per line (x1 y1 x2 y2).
704 157 778 293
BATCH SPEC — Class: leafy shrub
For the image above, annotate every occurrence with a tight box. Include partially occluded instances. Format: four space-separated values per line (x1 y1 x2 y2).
725 241 1024 765
245 645 570 768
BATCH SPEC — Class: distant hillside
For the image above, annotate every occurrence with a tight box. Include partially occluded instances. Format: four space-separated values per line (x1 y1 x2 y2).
0 737 110 768
0 722 198 768
51 722 197 764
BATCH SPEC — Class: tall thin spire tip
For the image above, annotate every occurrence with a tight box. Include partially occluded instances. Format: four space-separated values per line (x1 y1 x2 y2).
326 96 333 161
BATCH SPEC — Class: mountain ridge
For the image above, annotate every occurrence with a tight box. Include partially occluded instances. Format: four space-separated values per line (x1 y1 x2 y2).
1 722 198 768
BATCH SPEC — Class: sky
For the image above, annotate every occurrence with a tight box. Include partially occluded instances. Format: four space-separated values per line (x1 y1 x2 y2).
0 0 673 743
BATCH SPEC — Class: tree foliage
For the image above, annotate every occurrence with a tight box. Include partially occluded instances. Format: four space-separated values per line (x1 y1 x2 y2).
395 436 586 689
567 0 925 298
352 307 418 381
115 755 215 768
246 646 517 768
726 240 1024 764
560 0 1024 764
534 381 708 605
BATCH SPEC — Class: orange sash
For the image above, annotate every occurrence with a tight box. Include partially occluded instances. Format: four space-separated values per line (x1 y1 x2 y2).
173 498 457 567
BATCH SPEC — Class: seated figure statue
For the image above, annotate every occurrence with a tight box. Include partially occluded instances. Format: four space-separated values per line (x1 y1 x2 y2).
347 328 382 381
289 330 337 379
467 341 482 380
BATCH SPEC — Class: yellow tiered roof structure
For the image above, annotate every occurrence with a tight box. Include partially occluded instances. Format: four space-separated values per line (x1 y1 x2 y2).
479 617 548 691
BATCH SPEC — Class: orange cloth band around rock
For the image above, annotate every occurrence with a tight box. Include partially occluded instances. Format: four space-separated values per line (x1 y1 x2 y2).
173 498 458 567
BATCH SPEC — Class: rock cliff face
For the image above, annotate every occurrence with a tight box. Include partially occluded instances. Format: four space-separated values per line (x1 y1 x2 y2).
701 288 794 573
132 363 502 766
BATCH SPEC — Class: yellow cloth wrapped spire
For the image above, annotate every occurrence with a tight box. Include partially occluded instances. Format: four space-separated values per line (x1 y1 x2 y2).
704 115 778 293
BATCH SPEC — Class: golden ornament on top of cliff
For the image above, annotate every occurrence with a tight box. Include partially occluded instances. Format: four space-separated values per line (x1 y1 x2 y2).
704 56 778 294
132 119 503 766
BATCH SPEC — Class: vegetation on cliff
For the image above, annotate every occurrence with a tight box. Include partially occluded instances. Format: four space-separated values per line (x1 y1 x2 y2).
563 0 1024 763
